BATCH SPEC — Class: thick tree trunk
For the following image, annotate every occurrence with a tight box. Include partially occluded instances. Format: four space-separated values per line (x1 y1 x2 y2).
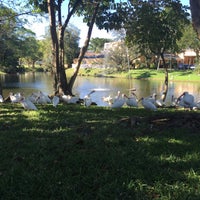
160 53 168 102
190 0 200 38
0 82 2 96
47 0 60 94
48 0 81 95
58 30 68 94
68 3 100 93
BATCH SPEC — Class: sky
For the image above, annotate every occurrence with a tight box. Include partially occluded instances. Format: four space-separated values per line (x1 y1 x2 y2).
29 0 190 46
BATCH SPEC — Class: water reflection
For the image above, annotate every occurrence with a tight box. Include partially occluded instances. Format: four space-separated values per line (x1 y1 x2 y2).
1 72 200 106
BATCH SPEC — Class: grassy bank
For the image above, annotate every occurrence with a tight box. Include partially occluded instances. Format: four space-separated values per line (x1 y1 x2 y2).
66 68 200 82
1 103 200 199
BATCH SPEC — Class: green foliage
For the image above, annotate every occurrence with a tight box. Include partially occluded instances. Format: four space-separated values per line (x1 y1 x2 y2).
177 23 200 63
1 104 200 199
88 37 112 52
37 35 52 70
0 6 20 71
64 24 80 68
125 0 190 57
20 34 43 68
105 40 128 71
0 5 42 72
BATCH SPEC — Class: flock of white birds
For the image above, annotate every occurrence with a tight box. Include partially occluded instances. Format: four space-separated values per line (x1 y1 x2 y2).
0 89 199 111
102 90 200 111
0 90 95 110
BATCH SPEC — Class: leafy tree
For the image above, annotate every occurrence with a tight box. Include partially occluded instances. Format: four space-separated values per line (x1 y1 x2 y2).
20 31 43 69
29 0 120 95
123 0 189 101
105 40 128 71
64 24 80 69
0 5 30 72
177 23 200 62
190 0 200 38
105 40 140 71
37 35 52 70
89 37 112 53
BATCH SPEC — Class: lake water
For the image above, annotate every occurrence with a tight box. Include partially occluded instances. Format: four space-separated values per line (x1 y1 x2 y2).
1 72 200 106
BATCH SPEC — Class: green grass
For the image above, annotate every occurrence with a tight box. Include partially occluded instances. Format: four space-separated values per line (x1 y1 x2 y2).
66 68 200 82
1 103 200 199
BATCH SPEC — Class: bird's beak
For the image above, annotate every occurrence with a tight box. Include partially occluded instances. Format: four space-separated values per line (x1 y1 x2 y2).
138 98 142 103
177 93 184 102
124 94 129 99
128 88 136 92
89 90 95 95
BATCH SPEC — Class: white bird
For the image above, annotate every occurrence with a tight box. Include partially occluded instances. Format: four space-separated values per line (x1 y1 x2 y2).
20 97 38 110
102 91 125 108
102 91 122 106
153 93 166 107
83 90 95 107
170 95 178 107
52 96 60 107
145 93 156 105
62 94 79 104
177 91 195 109
10 92 23 103
139 97 157 111
110 92 126 108
36 91 51 104
124 92 138 107
102 95 113 104
0 94 4 103
27 92 39 103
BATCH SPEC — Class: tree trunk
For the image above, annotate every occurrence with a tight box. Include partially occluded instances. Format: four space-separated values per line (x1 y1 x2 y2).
68 3 100 93
0 82 2 96
32 60 35 69
47 0 59 94
47 0 81 95
190 0 200 38
160 53 168 102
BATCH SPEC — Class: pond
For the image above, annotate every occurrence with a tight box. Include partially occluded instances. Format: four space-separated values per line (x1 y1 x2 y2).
1 72 200 106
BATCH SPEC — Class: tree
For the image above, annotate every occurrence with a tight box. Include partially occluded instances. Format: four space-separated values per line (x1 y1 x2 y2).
37 35 52 71
123 0 189 101
105 40 128 71
190 0 200 38
0 5 35 72
64 24 80 69
20 33 43 69
177 23 200 62
29 0 120 95
88 37 112 53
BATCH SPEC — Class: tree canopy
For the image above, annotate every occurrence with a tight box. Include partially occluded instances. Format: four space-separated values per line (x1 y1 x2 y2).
89 37 112 53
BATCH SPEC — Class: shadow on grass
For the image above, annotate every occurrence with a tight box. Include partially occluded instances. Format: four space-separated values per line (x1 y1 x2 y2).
1 104 200 199
135 71 157 79
174 70 193 76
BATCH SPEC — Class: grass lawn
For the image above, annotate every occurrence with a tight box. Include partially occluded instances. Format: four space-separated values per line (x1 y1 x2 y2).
1 103 200 199
68 68 200 82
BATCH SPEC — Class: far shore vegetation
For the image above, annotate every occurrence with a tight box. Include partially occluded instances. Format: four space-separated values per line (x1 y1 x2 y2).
1 66 200 82
66 67 200 82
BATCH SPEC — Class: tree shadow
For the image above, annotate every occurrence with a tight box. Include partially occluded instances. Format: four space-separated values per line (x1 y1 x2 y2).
1 104 200 199
135 71 157 79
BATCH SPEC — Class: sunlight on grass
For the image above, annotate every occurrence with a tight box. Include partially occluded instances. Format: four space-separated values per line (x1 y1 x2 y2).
22 110 40 119
136 136 159 143
167 138 189 145
160 154 182 163
1 103 200 199
185 169 200 182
